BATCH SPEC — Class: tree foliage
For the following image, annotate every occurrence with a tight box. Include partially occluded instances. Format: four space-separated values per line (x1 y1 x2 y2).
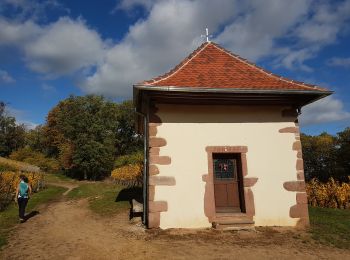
25 125 48 154
115 100 143 156
0 102 26 156
301 132 337 182
302 128 350 182
336 127 350 180
44 95 141 180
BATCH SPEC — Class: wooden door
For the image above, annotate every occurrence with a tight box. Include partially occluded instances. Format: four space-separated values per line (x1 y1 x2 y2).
213 156 241 213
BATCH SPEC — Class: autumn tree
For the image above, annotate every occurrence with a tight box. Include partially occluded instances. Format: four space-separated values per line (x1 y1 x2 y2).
45 95 141 180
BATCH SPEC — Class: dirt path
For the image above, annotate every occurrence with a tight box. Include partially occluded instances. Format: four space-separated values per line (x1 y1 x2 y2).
45 180 79 196
1 185 349 260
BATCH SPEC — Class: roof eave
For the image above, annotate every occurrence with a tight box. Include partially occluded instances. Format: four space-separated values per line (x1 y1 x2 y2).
134 84 333 96
133 85 333 117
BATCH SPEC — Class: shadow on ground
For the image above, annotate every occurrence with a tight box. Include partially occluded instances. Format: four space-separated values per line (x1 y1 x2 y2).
24 211 39 222
115 187 143 220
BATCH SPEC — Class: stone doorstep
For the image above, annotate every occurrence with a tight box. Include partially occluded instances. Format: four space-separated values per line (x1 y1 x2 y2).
212 213 254 225
214 212 247 218
213 223 255 231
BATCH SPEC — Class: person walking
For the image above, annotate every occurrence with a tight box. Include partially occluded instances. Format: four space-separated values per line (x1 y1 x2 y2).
15 175 32 222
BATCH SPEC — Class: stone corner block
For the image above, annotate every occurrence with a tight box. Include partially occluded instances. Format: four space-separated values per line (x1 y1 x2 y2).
149 201 168 213
283 181 306 192
149 155 171 165
149 137 167 148
243 177 258 187
296 192 308 204
148 212 160 228
149 176 176 186
292 141 302 151
279 127 299 133
290 203 309 218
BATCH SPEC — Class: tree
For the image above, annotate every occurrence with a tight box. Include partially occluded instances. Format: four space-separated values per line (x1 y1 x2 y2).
115 100 143 156
301 132 337 182
0 102 26 156
45 95 120 180
25 125 48 154
336 127 350 182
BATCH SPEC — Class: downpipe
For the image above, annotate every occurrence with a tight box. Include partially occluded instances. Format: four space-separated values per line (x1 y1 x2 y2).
135 110 148 226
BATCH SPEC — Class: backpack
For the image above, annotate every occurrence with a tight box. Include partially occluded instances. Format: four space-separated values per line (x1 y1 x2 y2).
19 181 29 198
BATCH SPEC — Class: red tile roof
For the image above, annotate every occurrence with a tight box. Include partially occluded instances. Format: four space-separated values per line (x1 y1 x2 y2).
138 42 328 92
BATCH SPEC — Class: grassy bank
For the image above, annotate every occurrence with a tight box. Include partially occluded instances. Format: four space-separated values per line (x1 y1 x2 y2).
0 185 67 249
309 206 350 249
67 182 131 216
44 172 76 182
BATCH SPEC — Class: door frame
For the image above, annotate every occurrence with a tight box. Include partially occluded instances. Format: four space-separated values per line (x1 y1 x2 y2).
212 153 243 212
203 146 258 223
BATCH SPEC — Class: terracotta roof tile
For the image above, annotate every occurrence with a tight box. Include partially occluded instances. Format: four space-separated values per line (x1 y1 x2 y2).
138 42 328 92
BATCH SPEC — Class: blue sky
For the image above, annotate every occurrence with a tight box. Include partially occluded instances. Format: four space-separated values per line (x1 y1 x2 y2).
0 0 350 135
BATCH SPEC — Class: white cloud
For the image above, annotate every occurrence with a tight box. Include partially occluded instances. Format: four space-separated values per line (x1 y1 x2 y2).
0 69 15 83
277 0 350 70
216 0 312 61
0 18 42 46
300 96 350 125
24 17 107 76
272 48 316 72
295 1 350 44
0 0 68 21
0 16 107 77
83 0 350 97
83 0 237 97
219 0 350 71
327 57 350 68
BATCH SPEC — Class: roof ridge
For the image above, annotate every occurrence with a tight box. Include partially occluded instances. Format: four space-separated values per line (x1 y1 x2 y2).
210 42 326 91
139 42 211 85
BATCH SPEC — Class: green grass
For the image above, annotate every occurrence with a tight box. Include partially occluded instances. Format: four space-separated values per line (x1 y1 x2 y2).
309 206 350 249
67 182 130 216
0 185 67 249
44 172 75 182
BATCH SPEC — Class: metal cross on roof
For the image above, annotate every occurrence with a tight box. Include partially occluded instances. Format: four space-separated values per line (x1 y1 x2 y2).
201 27 212 42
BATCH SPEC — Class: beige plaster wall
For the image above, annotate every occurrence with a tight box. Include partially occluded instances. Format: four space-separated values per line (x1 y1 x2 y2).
153 104 299 229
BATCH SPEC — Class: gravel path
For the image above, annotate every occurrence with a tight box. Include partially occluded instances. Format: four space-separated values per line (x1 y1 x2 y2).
1 182 349 260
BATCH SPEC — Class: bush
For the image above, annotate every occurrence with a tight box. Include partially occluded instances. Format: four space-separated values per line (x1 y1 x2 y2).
114 151 143 168
111 152 143 186
0 156 40 172
0 171 45 211
111 164 143 187
306 177 350 209
9 147 60 173
0 161 17 172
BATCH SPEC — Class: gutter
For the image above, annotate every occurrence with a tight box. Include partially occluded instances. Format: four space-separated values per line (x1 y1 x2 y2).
135 109 148 227
134 84 333 96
